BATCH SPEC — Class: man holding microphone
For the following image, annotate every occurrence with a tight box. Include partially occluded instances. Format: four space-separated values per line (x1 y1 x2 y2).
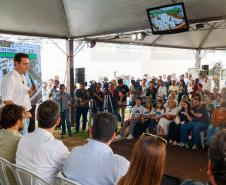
2 53 37 135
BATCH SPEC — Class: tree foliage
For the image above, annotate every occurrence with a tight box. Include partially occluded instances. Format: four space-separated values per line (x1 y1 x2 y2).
209 62 223 90
209 62 223 78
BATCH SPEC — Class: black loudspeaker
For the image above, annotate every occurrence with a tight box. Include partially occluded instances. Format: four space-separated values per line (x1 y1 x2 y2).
195 23 204 30
202 65 209 71
75 68 85 83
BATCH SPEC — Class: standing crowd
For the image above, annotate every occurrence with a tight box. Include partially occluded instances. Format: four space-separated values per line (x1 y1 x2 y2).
0 53 226 185
43 71 226 151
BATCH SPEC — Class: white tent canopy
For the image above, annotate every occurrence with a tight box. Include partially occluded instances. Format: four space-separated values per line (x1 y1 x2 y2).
1 0 226 49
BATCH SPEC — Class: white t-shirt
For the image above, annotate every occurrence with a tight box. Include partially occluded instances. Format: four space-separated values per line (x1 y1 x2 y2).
165 107 178 115
2 69 31 111
153 108 165 116
132 105 144 118
143 108 156 116
142 107 150 116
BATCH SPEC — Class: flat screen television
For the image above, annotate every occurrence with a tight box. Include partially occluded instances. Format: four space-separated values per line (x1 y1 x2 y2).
146 2 189 34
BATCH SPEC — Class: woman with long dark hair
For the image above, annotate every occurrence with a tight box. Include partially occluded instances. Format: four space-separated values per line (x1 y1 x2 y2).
148 100 165 134
168 100 192 145
117 133 166 185
146 81 157 101
178 79 188 103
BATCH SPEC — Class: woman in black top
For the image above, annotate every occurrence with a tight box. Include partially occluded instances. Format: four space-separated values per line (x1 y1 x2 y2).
178 79 188 103
168 100 192 145
146 81 157 101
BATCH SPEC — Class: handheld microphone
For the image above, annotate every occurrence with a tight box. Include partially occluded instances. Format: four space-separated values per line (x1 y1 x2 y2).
29 75 37 92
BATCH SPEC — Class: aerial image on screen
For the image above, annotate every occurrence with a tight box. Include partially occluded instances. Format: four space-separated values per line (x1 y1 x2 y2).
148 4 187 32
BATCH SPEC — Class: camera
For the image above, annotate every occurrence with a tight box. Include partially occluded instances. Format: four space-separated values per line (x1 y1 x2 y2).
103 82 109 92
87 82 97 98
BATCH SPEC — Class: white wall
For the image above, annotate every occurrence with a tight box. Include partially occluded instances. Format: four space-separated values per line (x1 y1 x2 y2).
40 42 226 84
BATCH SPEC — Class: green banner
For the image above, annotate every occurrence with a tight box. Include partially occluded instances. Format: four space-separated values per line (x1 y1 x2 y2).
0 52 37 59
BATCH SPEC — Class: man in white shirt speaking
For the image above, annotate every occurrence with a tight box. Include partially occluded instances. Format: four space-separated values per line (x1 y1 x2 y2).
16 100 70 184
1 53 36 135
63 112 130 185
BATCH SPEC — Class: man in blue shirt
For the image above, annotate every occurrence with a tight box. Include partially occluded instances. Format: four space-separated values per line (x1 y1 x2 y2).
63 112 129 185
55 84 72 136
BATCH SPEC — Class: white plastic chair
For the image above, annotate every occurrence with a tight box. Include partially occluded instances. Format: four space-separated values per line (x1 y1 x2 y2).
57 173 81 185
0 157 14 185
10 164 50 185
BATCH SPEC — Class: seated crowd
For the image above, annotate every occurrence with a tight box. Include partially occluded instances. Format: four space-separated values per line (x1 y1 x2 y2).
115 76 226 151
1 72 226 185
0 100 226 185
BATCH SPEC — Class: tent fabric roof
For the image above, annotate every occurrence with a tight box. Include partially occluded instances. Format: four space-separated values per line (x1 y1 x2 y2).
1 0 226 49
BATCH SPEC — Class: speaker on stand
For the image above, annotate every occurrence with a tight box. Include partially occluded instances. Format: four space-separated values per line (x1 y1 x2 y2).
202 65 209 75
